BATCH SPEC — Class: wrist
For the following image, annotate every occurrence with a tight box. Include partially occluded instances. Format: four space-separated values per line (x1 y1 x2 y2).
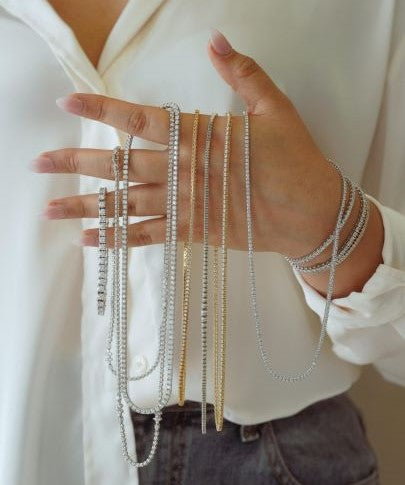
303 200 384 298
272 156 343 258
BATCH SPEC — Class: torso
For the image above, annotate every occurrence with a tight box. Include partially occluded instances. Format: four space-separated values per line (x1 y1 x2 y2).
47 0 128 69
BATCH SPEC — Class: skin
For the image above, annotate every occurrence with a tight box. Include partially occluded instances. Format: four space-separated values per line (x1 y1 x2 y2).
31 13 384 300
48 0 128 69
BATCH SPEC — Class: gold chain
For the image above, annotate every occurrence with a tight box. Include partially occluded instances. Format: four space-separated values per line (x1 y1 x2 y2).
214 112 232 430
178 109 200 405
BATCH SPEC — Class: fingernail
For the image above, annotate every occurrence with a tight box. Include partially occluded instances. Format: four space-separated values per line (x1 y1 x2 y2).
56 95 84 114
209 28 232 56
29 155 55 172
43 203 66 219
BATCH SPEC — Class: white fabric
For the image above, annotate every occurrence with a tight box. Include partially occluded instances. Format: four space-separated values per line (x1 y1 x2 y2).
0 1 404 484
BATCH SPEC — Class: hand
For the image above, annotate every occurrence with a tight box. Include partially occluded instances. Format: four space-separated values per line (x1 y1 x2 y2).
32 29 341 257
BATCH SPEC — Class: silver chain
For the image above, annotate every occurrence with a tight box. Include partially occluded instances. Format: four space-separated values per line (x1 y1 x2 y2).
97 186 108 315
293 187 369 273
101 106 360 467
105 147 162 381
243 110 347 382
114 138 162 467
104 102 180 467
200 113 217 434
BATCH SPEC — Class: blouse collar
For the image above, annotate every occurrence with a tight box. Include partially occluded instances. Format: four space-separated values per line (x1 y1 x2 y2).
0 0 166 92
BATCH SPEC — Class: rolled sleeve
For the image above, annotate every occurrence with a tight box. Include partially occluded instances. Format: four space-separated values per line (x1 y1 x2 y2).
293 196 405 385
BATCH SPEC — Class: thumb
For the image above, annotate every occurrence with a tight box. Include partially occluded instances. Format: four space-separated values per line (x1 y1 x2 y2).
208 29 285 114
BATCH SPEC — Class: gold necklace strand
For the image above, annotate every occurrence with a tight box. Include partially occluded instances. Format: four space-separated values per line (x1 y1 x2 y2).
178 109 200 405
214 112 232 431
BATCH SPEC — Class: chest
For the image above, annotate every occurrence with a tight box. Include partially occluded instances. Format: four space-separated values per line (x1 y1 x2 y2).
47 0 128 68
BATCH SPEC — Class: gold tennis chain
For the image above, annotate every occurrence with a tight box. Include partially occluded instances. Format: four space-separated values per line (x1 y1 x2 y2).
178 109 200 405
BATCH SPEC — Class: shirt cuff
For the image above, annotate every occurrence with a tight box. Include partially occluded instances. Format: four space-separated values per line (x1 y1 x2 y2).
292 195 405 366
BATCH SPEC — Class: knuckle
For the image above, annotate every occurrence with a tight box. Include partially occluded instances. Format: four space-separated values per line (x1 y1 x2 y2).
62 198 85 218
65 149 80 173
127 195 137 215
126 108 148 135
235 55 259 79
93 96 108 121
75 199 87 218
104 154 116 180
132 230 152 246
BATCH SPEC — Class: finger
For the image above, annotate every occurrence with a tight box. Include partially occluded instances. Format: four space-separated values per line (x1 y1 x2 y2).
31 148 168 184
207 29 287 114
43 184 167 219
56 94 173 144
80 217 167 248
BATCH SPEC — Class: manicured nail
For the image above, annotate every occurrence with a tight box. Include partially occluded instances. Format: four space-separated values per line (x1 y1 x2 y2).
43 203 66 219
56 95 84 114
209 28 232 56
29 155 55 172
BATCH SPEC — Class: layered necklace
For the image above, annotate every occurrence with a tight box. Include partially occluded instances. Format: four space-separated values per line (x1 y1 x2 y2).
95 106 369 469
99 103 180 467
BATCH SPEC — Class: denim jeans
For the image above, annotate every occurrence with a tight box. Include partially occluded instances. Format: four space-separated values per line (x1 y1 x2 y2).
131 392 380 484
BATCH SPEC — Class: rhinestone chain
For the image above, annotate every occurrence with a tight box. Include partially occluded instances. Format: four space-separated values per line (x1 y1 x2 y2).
214 112 232 431
105 146 165 381
200 113 217 433
105 147 162 382
115 136 162 467
113 138 162 467
97 186 108 315
243 110 347 382
293 187 369 273
105 147 121 376
113 102 180 467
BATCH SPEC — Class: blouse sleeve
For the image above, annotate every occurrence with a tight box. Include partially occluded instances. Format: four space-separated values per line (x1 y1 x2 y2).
293 1 405 386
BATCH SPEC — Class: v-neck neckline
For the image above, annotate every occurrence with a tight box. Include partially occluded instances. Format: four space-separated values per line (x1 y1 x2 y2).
42 0 135 74
96 0 167 75
0 0 166 92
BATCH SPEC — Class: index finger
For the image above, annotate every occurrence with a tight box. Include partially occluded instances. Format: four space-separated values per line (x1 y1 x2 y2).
56 93 171 144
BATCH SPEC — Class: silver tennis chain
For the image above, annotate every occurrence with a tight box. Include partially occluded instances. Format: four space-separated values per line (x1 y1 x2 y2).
113 137 161 467
243 110 347 382
200 113 217 433
97 186 108 315
113 102 180 467
105 153 165 384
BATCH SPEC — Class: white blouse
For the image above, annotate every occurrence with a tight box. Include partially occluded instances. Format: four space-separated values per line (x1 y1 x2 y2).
1 1 405 484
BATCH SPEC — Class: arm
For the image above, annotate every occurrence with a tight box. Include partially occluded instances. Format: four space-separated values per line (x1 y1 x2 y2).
33 28 405 384
301 197 385 299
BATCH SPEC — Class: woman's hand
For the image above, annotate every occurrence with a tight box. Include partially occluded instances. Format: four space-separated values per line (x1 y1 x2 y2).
32 29 344 257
